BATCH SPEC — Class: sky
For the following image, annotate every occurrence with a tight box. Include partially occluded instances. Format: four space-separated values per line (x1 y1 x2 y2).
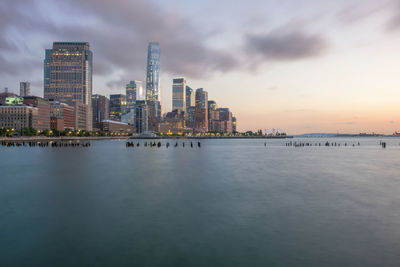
0 0 400 134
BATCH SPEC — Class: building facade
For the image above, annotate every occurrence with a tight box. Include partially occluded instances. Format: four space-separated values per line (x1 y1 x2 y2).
92 94 109 130
0 106 38 130
43 42 93 130
146 42 161 132
109 94 126 121
126 81 141 110
23 96 51 131
50 101 75 130
194 88 208 132
172 78 186 112
135 100 148 133
20 82 30 97
186 86 195 110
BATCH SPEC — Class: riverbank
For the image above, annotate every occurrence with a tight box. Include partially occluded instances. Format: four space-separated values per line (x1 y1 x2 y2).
0 136 129 142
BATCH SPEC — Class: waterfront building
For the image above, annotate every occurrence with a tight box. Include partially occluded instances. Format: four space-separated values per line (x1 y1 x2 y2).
43 42 93 130
160 109 186 134
92 94 109 130
100 120 135 133
74 102 90 131
109 94 126 121
186 86 195 110
194 88 208 132
172 78 186 112
135 100 148 133
23 96 51 131
126 81 142 110
50 101 75 130
232 117 237 132
0 106 38 130
209 107 233 133
146 42 161 132
20 82 30 97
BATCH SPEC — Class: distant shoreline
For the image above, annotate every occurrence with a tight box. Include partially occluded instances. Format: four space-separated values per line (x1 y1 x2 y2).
129 136 294 140
0 136 129 142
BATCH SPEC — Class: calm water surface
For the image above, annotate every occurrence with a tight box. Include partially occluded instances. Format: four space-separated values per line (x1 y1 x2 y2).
1 138 400 266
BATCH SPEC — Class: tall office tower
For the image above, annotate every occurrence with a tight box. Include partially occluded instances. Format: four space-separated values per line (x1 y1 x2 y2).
109 94 126 121
135 100 148 133
146 42 161 101
92 94 110 130
194 88 208 132
126 81 142 110
186 86 195 110
44 42 93 130
172 78 186 112
20 82 30 97
146 42 161 132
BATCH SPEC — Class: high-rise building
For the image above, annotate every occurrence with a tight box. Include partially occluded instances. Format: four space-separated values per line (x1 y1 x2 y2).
146 42 161 132
172 78 186 112
126 81 142 110
186 86 195 110
92 94 109 130
135 100 148 133
146 42 161 102
194 88 208 132
23 96 51 131
20 82 30 97
44 42 93 130
232 117 237 132
109 94 126 121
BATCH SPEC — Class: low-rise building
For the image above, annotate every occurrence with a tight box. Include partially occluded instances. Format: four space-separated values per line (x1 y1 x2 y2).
23 96 51 131
100 120 135 133
0 106 38 130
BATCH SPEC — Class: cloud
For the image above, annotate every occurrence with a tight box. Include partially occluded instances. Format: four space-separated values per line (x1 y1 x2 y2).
244 30 327 63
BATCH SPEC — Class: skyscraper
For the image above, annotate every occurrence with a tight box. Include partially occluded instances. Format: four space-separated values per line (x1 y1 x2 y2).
109 94 126 121
194 88 208 132
172 78 186 111
20 82 30 97
146 42 161 102
145 42 161 132
186 86 195 110
44 42 93 130
126 81 142 110
92 94 109 129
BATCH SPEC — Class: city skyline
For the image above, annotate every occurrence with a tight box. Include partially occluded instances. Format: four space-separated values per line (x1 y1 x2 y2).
1 0 400 133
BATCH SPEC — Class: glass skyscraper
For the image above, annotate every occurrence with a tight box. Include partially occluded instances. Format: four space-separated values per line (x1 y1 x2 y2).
145 42 161 132
126 81 142 111
146 42 161 102
195 88 209 132
172 78 186 112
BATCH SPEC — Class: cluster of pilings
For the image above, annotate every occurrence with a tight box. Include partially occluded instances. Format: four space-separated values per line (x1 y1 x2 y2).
282 141 361 147
126 141 201 148
1 141 91 148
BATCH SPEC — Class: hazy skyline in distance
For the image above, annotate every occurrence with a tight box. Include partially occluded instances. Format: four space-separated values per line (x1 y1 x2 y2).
0 0 399 134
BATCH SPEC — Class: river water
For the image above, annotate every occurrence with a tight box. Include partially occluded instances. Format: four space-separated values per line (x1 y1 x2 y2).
1 138 400 266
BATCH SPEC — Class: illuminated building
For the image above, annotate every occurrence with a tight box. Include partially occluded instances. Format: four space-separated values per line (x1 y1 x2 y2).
146 42 161 132
172 78 186 111
92 94 109 130
43 42 92 130
74 102 90 130
232 117 237 132
20 82 30 97
126 81 142 110
100 120 135 133
109 94 126 121
194 88 208 132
